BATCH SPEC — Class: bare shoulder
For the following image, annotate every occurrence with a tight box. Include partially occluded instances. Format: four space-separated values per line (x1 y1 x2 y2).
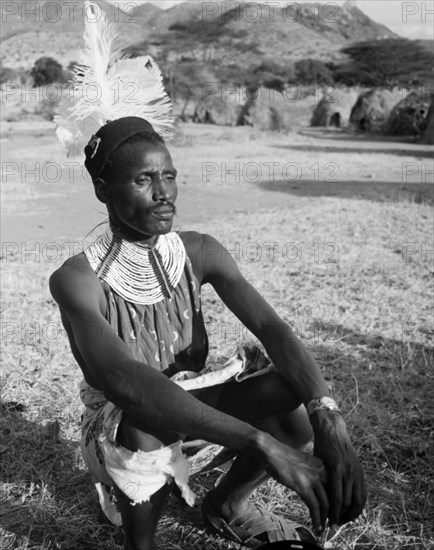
178 230 206 283
49 252 105 316
178 231 241 286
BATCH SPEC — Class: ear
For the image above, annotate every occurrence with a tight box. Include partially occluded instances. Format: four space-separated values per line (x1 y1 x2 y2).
93 177 110 204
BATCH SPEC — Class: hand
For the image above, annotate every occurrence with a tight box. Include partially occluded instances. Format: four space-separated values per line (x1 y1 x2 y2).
311 411 367 526
261 436 329 534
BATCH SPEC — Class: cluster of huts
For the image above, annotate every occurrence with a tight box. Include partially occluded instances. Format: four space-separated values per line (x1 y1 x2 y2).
311 88 433 142
185 86 433 144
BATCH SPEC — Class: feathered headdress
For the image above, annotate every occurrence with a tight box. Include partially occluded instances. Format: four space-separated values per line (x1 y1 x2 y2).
55 1 173 157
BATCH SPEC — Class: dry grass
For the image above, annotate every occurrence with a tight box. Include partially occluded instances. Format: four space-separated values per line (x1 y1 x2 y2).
1 168 433 547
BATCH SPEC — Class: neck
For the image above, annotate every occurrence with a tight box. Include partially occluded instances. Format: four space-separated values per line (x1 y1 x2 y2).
109 221 158 246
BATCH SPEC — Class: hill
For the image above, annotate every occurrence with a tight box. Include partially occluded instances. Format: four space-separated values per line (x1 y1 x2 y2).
124 0 398 66
1 0 398 71
0 0 155 68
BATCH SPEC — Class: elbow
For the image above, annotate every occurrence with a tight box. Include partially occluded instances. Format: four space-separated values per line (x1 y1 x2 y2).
97 361 155 413
101 369 130 406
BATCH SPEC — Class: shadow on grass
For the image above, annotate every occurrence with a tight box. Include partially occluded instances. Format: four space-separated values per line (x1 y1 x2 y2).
0 408 122 550
306 321 433 536
0 407 228 550
256 179 434 205
273 143 434 159
296 128 433 154
1 321 433 549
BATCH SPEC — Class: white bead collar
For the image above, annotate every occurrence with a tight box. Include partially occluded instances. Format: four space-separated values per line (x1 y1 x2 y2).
83 227 186 305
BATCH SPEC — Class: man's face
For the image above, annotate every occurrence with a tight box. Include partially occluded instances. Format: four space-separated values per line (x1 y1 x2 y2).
101 140 178 241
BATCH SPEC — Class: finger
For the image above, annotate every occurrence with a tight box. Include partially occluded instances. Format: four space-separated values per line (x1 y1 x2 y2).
315 480 330 531
327 471 343 525
341 472 367 524
341 475 353 519
319 464 328 486
304 491 322 535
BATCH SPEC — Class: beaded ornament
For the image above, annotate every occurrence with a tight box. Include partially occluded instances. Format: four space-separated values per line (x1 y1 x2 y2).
84 228 186 305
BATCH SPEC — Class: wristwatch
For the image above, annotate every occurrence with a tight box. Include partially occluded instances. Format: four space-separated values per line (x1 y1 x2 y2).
306 396 341 418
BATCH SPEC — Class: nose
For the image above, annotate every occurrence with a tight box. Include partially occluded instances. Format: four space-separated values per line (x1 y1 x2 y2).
152 175 171 203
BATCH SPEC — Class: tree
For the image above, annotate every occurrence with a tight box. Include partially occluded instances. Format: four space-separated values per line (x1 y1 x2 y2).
337 38 433 87
293 59 334 85
31 57 64 87
249 60 295 91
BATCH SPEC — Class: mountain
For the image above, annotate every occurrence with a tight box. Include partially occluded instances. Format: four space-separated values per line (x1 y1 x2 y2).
1 0 399 70
0 0 155 68
129 1 399 72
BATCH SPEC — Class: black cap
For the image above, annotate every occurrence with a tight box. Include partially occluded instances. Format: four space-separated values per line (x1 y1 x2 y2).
84 116 158 181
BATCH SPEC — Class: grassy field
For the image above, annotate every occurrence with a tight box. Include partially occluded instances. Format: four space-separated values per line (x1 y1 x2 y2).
1 124 433 549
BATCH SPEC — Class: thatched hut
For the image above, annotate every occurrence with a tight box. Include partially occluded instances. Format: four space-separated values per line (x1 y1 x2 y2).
384 91 432 137
420 99 434 144
350 89 404 133
192 93 242 126
311 88 360 128
237 87 306 132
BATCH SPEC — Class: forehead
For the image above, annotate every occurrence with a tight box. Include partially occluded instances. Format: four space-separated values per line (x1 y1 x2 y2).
115 140 172 165
106 141 175 182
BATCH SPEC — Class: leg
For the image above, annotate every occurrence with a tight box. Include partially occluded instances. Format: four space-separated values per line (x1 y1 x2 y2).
198 374 314 539
114 415 182 550
114 483 171 550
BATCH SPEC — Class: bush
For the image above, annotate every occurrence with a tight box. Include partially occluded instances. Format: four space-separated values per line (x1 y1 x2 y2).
0 67 19 85
168 23 188 32
293 59 334 85
248 60 295 91
31 57 64 87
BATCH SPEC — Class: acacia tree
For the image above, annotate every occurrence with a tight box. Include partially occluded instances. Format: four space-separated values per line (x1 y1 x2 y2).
336 38 433 87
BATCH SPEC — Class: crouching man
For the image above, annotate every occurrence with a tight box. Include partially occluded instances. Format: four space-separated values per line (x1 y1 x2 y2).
50 117 366 550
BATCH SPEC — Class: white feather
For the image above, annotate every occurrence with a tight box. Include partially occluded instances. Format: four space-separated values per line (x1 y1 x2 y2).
55 2 173 156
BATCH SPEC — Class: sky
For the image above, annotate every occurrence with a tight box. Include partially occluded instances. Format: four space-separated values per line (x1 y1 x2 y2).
127 0 434 39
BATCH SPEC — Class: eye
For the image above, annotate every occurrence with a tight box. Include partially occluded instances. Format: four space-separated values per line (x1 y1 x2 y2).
136 175 152 184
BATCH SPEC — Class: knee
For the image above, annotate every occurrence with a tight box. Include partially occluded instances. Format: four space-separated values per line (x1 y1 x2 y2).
258 406 313 450
280 406 314 447
117 414 181 453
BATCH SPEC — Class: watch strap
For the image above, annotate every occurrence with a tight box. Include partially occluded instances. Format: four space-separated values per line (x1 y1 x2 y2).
306 396 341 418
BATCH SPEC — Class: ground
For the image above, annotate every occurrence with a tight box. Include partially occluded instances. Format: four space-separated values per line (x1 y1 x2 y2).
1 119 433 549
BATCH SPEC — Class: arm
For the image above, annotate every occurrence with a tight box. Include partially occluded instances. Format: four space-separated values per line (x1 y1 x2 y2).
200 234 329 404
199 234 367 526
50 256 330 533
49 260 260 453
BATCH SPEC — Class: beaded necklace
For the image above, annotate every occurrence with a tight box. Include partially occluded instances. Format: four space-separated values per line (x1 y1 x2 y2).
84 227 186 305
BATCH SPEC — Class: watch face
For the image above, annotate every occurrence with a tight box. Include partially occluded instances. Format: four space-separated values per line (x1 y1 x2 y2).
307 397 340 417
321 397 337 408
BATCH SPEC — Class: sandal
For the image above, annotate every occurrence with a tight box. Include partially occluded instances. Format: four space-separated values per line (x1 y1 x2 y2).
202 493 317 547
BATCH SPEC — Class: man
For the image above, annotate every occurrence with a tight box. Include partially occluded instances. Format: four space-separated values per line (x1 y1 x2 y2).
50 116 366 550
